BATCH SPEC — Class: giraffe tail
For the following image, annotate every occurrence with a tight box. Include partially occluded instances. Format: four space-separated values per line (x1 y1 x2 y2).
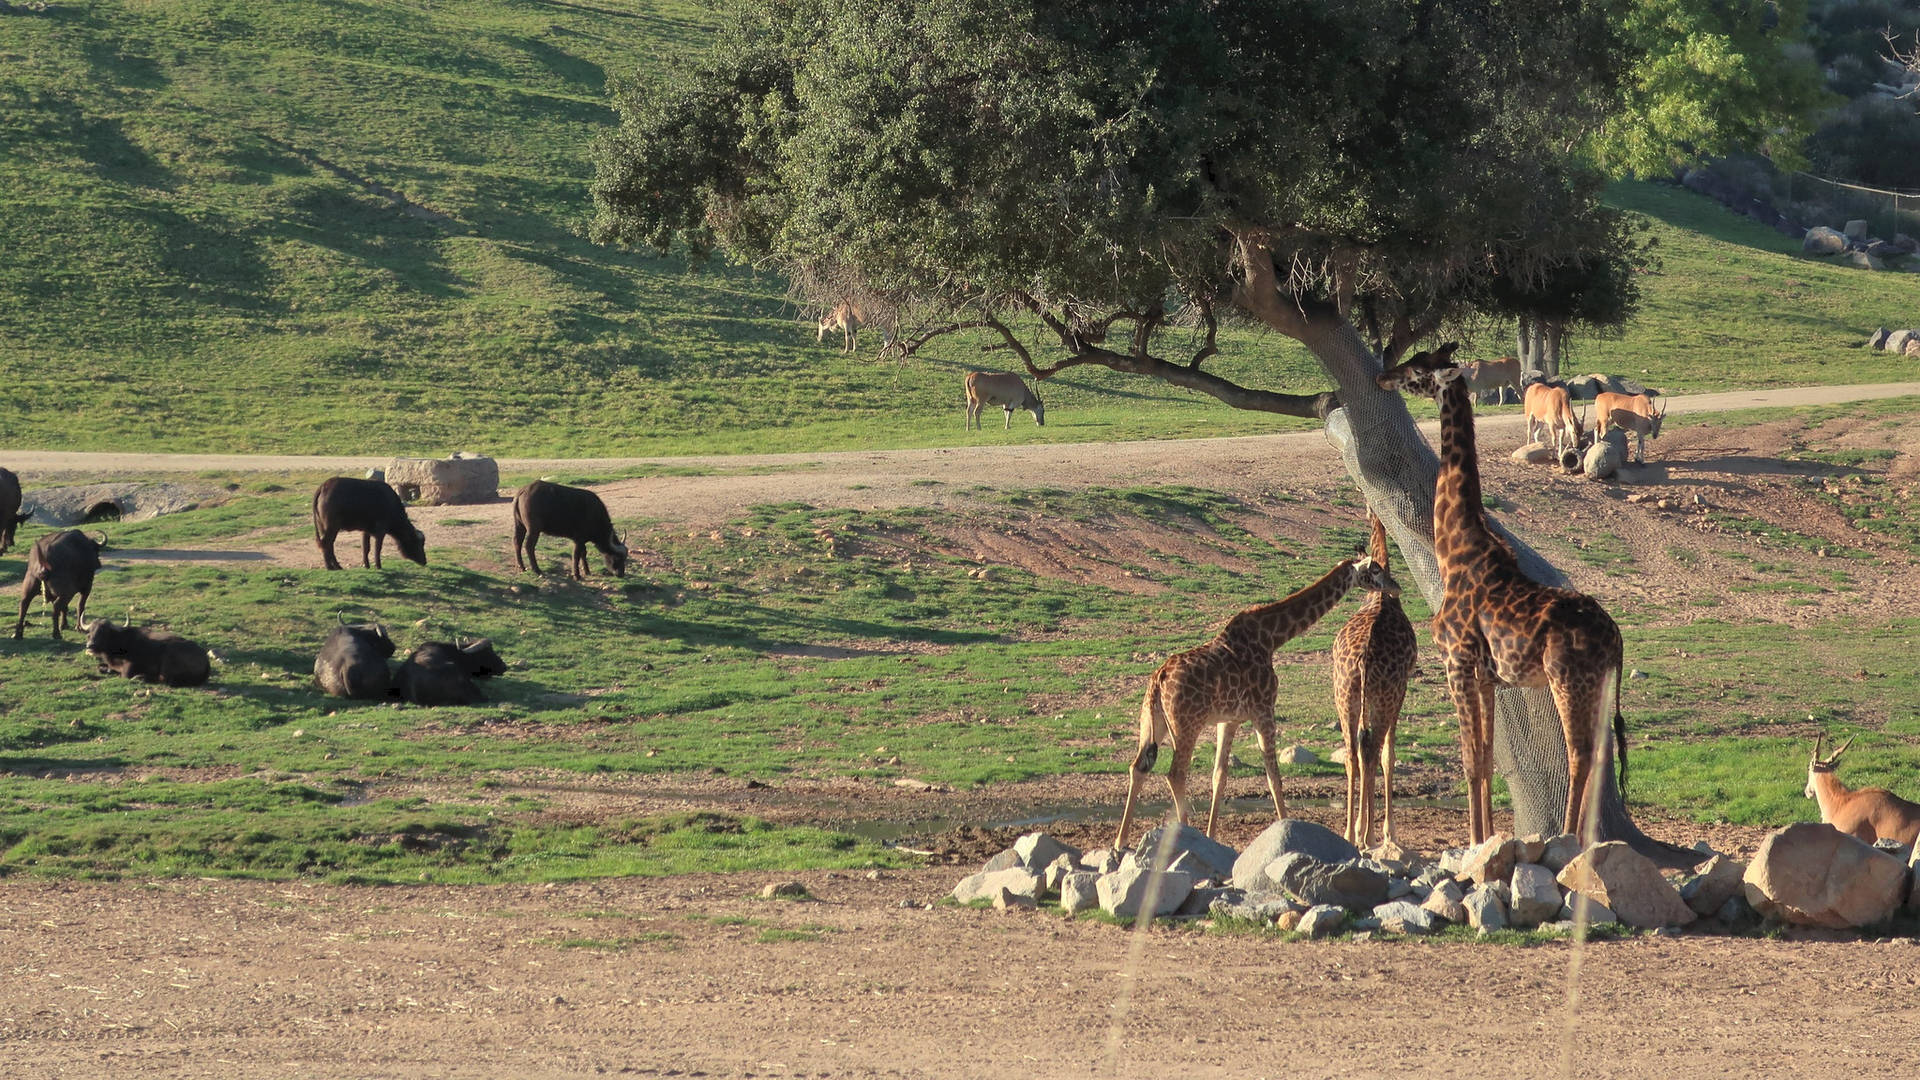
1611 657 1629 800
1133 671 1168 774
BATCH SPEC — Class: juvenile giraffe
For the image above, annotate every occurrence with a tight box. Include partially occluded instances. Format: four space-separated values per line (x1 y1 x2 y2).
1114 554 1394 850
1333 510 1417 848
1377 344 1628 844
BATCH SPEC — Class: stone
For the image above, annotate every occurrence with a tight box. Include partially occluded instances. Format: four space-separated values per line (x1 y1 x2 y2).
1679 855 1748 917
1277 744 1317 765
1435 847 1471 875
1870 327 1892 351
1276 856 1390 911
1541 834 1584 872
1802 226 1848 255
1385 877 1414 901
1844 219 1871 240
992 888 1037 911
1742 822 1908 929
1096 865 1193 920
1511 442 1556 465
1907 338 1920 359
1013 832 1078 871
1364 840 1413 873
1462 884 1508 933
1459 834 1517 886
1275 909 1303 931
1844 250 1885 272
1373 900 1439 936
1179 886 1237 917
1421 878 1467 924
1555 842 1696 929
980 848 1023 873
1083 849 1121 875
760 881 810 900
1415 864 1454 888
1714 892 1756 927
1135 823 1237 882
1509 864 1563 927
953 867 1043 905
1328 745 1349 765
1211 894 1295 925
1513 835 1549 865
384 454 499 506
1296 904 1347 939
1558 891 1617 925
1232 819 1359 890
1896 232 1919 253
1042 853 1078 894
1889 330 1918 355
1584 429 1628 480
1060 872 1101 915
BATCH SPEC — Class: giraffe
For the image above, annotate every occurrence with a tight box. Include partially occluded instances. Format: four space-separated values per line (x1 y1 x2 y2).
1333 510 1418 849
1113 553 1396 850
1376 343 1628 845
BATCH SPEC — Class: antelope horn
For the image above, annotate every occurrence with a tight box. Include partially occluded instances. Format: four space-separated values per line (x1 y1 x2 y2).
1811 733 1823 764
1831 735 1855 761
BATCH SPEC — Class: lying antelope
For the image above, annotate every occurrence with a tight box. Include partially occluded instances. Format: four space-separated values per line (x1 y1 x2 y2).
1593 391 1666 464
964 371 1044 430
1523 382 1581 456
1461 356 1523 403
1805 734 1920 848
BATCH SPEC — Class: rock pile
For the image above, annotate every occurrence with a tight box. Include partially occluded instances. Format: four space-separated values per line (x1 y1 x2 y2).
953 821 1920 938
1868 327 1920 358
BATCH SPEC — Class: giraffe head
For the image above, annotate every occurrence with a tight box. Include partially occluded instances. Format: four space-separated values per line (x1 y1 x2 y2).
1348 555 1400 599
1375 342 1463 399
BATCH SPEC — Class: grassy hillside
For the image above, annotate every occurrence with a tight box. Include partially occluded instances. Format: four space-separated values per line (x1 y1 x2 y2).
1 0 1916 458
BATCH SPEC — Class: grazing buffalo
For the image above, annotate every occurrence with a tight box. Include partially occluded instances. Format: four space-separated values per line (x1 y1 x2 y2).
83 619 212 686
512 481 628 581
0 467 29 556
312 477 427 571
12 529 105 640
314 620 398 699
394 639 506 707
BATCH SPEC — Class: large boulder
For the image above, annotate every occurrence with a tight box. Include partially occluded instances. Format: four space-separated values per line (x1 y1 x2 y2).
1274 855 1390 911
1555 841 1696 929
1014 832 1079 871
1869 327 1893 351
1742 823 1908 929
1803 226 1848 255
1562 374 1603 401
1134 823 1236 882
953 867 1043 905
1096 864 1193 920
1584 429 1628 481
1886 330 1916 355
1509 864 1564 927
384 453 499 506
1231 819 1358 890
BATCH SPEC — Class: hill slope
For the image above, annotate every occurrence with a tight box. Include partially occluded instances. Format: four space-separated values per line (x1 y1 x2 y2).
1 0 1915 456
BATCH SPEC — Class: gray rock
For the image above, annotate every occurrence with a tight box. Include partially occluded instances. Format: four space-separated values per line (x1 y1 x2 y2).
1277 856 1390 911
1386 877 1414 900
1422 878 1467 924
1212 893 1298 925
1742 822 1907 929
1870 327 1892 351
1844 250 1886 272
1136 823 1237 882
1060 871 1101 915
1513 835 1550 865
953 867 1043 905
992 888 1036 911
1584 429 1628 481
1509 864 1563 927
1096 865 1193 920
1891 330 1920 355
1373 900 1439 936
1562 375 1603 401
1714 891 1756 927
1895 232 1919 253
1232 819 1359 890
1084 848 1121 875
1680 855 1749 917
1541 834 1584 872
1296 904 1347 939
1558 890 1617 925
1435 847 1472 875
1042 853 1078 894
1179 886 1237 917
1460 835 1517 886
1277 744 1317 765
980 848 1023 873
1844 219 1871 240
1462 884 1508 933
761 881 811 900
1014 832 1078 871
1556 842 1696 929
1415 864 1455 888
1803 226 1848 255
385 454 498 506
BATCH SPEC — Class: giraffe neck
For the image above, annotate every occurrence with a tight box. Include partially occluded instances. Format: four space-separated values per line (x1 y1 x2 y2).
1433 376 1501 569
1224 559 1357 654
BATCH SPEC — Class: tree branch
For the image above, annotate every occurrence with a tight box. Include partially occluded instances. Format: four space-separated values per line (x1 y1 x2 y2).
1188 298 1219 370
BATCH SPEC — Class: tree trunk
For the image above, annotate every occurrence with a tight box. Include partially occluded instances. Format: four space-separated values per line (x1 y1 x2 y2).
1543 319 1566 377
1514 315 1534 372
1298 319 1689 864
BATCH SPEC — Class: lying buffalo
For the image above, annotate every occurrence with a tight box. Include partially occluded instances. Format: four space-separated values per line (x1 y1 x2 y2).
83 619 212 686
312 477 427 571
394 638 506 706
314 619 398 699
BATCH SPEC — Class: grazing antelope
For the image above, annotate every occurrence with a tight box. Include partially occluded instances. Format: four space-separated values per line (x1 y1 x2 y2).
818 303 870 353
1593 391 1666 464
1523 382 1582 456
1461 357 1523 404
964 371 1045 430
1805 734 1920 849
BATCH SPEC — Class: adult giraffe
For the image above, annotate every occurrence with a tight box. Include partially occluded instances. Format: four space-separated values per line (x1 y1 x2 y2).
1376 343 1628 844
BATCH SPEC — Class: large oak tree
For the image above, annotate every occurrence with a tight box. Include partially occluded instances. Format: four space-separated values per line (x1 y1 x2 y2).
589 0 1821 856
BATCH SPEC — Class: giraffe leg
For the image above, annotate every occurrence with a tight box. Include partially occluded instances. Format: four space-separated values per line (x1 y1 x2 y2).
1163 731 1196 831
1381 721 1398 846
1444 659 1488 844
1551 674 1607 842
1204 722 1238 839
1251 718 1287 824
1357 732 1377 850
1337 685 1360 844
1114 747 1153 851
1472 678 1497 842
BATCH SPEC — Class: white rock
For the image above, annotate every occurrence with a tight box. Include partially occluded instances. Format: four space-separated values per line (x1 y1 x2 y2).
1096 865 1193 920
1277 745 1318 765
1742 823 1908 929
1372 900 1439 935
1014 832 1077 871
1509 864 1563 928
1462 884 1508 933
953 867 1042 905
384 454 498 505
1556 841 1695 929
1296 904 1346 939
1060 872 1101 915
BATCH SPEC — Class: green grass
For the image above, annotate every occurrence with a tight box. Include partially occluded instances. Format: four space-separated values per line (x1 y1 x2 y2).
2 4 1917 457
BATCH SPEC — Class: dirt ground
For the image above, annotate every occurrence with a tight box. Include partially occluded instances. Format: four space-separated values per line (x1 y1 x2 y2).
4 382 1920 1077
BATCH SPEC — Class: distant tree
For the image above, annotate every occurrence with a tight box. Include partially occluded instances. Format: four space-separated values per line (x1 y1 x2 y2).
589 0 1809 854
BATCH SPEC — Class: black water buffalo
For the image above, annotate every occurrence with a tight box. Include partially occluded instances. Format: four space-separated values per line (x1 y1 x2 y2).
83 619 212 686
511 480 628 581
394 638 506 706
0 467 29 556
12 529 105 640
314 620 398 699
312 477 427 571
